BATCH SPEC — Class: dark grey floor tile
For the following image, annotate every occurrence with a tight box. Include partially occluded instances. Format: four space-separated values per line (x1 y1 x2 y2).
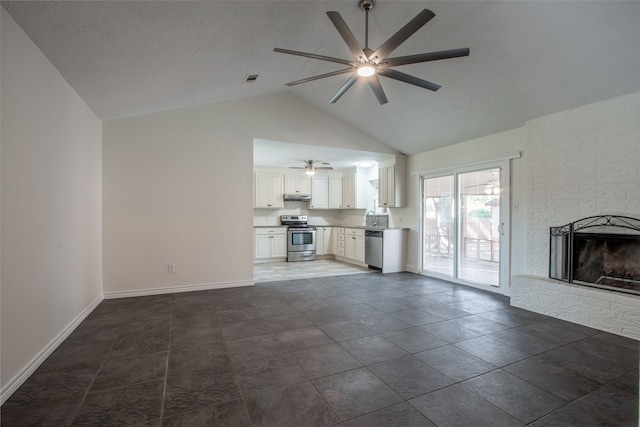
567 336 639 371
38 341 112 371
591 331 640 351
303 307 352 325
119 317 172 337
261 313 314 332
213 297 253 311
226 334 287 364
91 351 167 392
420 320 480 343
343 402 436 427
381 327 448 354
528 402 615 427
389 309 442 326
163 371 241 418
573 379 640 426
369 355 454 399
488 328 561 354
234 352 307 396
109 332 170 359
168 342 231 377
275 326 335 352
319 320 376 342
462 369 567 424
216 307 262 324
74 379 164 426
221 318 272 340
452 314 511 334
421 303 472 320
512 320 588 345
313 368 403 421
170 324 223 349
340 335 408 365
454 336 530 366
170 311 219 330
290 344 362 379
244 295 288 307
0 397 82 427
409 384 522 427
354 314 413 333
366 298 415 313
322 294 366 308
246 381 339 427
3 364 99 409
161 399 251 427
339 303 385 319
253 302 298 317
288 296 333 311
64 323 121 346
504 356 603 400
479 309 540 327
415 345 496 382
539 345 633 383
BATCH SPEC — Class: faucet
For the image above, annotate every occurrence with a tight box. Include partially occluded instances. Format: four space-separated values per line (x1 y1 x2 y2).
365 211 377 227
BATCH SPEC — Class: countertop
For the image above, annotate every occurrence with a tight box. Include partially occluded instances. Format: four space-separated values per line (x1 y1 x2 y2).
253 225 408 230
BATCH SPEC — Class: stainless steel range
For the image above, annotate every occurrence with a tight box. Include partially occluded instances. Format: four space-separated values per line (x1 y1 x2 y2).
281 215 316 262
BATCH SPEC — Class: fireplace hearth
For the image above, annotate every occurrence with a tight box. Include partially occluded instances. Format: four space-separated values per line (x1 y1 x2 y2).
549 215 640 295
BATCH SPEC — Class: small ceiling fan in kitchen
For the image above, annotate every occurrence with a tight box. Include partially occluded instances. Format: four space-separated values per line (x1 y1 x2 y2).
289 160 334 176
274 0 469 104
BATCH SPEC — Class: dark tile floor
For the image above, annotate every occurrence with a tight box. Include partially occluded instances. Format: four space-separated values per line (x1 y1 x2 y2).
2 272 638 426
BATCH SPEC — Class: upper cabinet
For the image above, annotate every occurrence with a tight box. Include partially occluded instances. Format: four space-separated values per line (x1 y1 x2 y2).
328 174 343 209
284 174 311 194
254 172 283 208
342 167 368 209
310 176 328 209
378 156 407 208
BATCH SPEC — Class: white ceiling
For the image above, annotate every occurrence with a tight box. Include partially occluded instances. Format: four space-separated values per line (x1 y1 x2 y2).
3 0 640 163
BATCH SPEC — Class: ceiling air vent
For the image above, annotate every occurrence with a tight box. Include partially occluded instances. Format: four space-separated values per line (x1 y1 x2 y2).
244 74 259 83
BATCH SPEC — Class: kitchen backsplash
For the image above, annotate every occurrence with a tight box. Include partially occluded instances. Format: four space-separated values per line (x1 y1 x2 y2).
253 204 393 227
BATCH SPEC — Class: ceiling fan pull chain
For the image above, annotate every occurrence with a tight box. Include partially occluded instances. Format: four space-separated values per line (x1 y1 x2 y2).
365 8 369 52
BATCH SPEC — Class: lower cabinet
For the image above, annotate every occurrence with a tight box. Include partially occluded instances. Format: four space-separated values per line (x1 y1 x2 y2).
337 227 366 266
254 228 287 261
316 226 336 256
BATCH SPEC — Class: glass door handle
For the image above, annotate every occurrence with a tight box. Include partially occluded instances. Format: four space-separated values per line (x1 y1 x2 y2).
498 222 505 235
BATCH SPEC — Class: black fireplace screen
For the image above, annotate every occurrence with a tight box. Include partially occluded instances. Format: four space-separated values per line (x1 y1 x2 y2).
549 215 640 295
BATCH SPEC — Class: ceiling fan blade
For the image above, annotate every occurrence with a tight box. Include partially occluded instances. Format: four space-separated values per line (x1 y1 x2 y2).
326 11 367 60
385 47 470 67
371 9 436 61
379 68 441 91
285 68 354 86
274 48 355 66
330 74 359 103
367 75 388 105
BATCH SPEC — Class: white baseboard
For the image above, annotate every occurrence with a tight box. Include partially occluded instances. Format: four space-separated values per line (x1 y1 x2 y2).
0 294 104 405
103 280 254 299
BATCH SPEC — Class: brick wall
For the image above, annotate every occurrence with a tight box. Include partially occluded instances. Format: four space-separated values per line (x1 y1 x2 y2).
513 92 640 339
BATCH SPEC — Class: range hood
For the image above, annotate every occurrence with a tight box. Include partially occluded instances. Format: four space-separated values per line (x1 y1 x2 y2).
284 193 312 202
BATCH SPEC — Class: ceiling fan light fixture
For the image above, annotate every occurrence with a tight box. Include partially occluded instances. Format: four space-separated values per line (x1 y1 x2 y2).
305 165 316 175
357 64 376 77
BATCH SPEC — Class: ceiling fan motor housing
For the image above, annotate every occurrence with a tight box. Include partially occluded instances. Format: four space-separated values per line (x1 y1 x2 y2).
359 0 375 11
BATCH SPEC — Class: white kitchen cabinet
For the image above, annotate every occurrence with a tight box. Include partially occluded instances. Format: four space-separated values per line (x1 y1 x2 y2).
310 176 328 209
255 172 284 208
254 228 287 261
378 156 406 208
342 168 367 209
284 174 311 194
339 227 366 265
328 175 343 209
336 227 345 257
325 227 336 255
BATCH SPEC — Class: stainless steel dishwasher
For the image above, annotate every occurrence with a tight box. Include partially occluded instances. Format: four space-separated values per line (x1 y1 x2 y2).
365 230 383 270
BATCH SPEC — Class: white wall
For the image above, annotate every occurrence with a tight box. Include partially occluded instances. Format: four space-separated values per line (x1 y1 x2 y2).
103 93 394 296
1 9 103 400
404 128 528 277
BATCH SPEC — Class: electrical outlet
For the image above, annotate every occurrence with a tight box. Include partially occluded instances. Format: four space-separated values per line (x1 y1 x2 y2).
168 264 176 273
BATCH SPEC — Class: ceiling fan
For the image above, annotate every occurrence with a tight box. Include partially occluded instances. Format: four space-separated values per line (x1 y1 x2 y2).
290 160 334 176
274 0 469 104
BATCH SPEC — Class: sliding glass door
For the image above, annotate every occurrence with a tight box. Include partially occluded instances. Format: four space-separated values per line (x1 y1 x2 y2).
422 165 507 290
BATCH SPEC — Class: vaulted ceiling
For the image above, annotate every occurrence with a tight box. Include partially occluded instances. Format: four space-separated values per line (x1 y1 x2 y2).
3 1 639 157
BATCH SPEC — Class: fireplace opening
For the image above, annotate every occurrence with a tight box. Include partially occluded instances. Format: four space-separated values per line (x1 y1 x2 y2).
550 215 640 295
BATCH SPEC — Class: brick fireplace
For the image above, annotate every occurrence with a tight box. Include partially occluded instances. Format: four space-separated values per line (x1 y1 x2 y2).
511 92 640 340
